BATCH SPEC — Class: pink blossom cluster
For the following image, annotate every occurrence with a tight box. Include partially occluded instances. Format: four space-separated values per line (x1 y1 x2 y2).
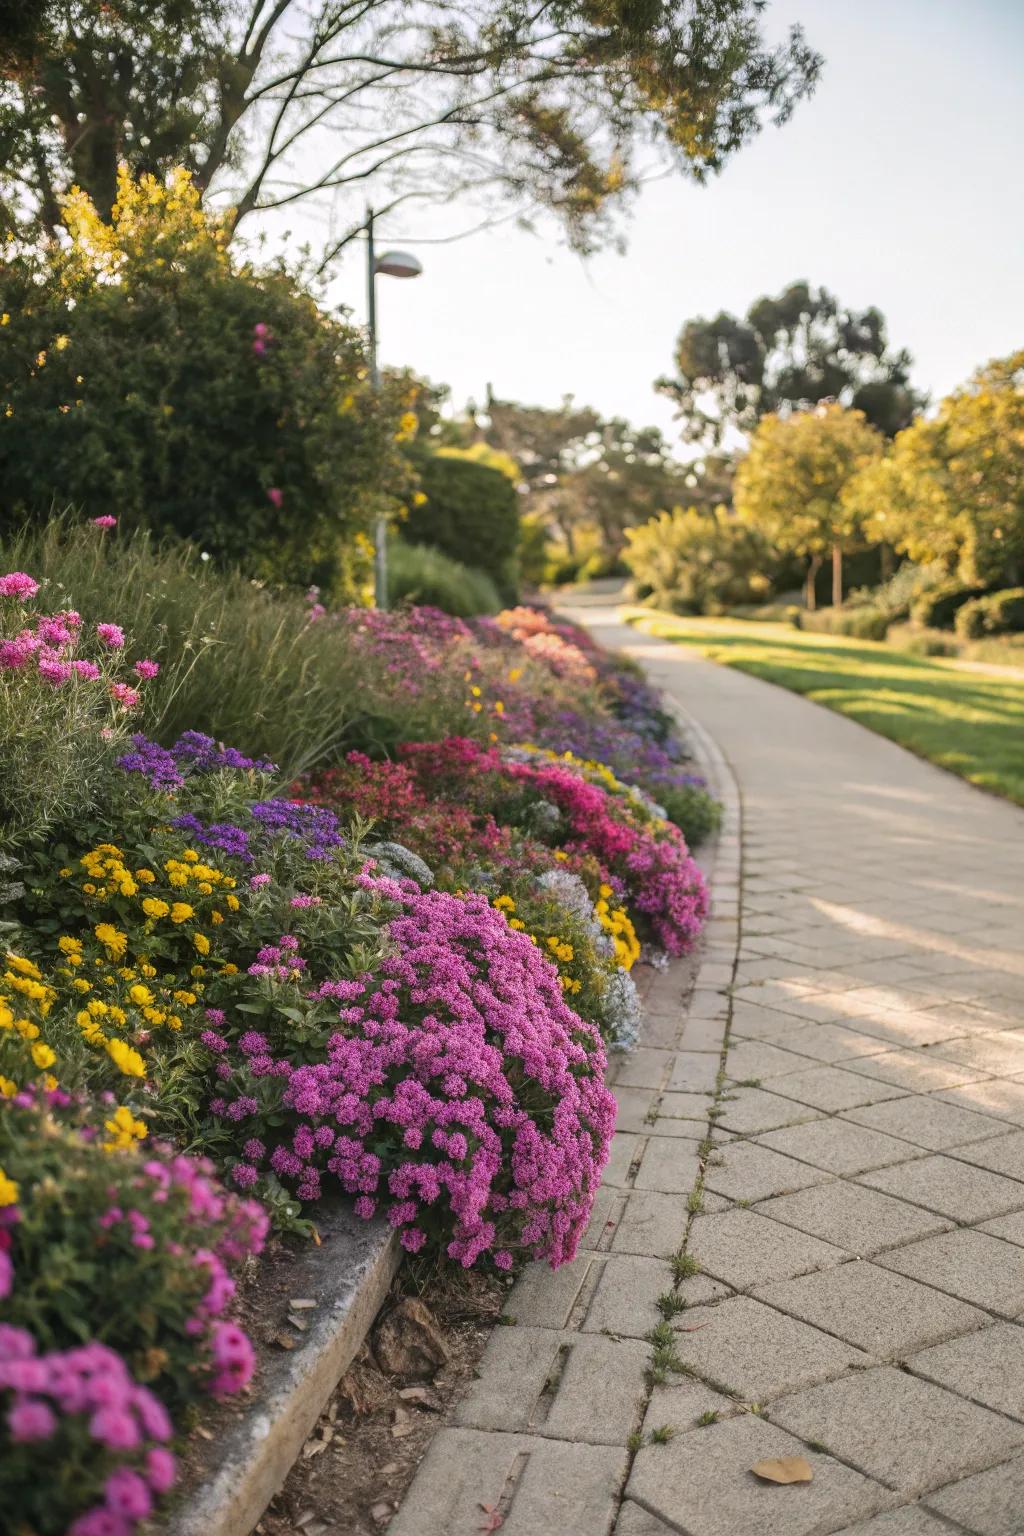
0 571 159 709
210 886 616 1269
0 1324 176 1534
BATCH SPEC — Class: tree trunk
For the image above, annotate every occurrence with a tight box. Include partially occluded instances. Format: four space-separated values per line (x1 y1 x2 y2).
880 543 894 582
805 555 822 611
832 543 843 607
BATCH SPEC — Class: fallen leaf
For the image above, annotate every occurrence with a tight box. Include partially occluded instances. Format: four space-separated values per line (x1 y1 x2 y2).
751 1456 813 1485
477 1503 504 1532
291 1298 317 1309
272 1332 297 1351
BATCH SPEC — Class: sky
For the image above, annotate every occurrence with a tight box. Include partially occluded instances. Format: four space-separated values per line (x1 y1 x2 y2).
272 0 1024 448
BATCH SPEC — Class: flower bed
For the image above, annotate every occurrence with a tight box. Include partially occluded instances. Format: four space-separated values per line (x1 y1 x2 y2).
0 532 716 1534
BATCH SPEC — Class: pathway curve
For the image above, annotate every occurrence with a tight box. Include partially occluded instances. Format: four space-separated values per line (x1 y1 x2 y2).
391 598 1024 1536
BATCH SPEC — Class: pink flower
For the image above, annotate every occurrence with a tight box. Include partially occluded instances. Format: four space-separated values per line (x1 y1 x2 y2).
8 1397 57 1441
104 1468 152 1520
110 683 140 710
96 623 125 649
145 1447 177 1495
134 659 160 680
92 515 118 529
0 572 39 600
37 656 72 686
72 659 102 681
266 487 283 508
253 322 269 338
252 339 266 357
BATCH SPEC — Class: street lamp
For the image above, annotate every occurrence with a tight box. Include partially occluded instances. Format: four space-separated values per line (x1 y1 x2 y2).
366 206 423 609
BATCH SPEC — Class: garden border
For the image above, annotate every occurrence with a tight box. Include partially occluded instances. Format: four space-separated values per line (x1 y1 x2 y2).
164 1206 399 1536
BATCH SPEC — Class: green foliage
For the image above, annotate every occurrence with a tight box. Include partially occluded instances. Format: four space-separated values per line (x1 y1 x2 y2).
0 519 480 785
0 168 405 587
848 351 1024 590
800 605 889 641
406 453 521 601
735 403 885 602
955 588 1024 639
388 540 501 617
658 280 924 446
623 508 775 614
0 2 821 258
910 580 987 631
656 782 722 849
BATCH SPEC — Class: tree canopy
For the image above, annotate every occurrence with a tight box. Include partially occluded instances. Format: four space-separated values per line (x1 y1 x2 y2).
845 350 1024 589
734 403 884 606
0 166 407 588
1 1 821 259
657 280 924 447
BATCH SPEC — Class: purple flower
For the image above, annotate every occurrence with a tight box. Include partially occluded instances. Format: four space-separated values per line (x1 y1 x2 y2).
96 622 125 649
104 1468 152 1520
7 1396 57 1441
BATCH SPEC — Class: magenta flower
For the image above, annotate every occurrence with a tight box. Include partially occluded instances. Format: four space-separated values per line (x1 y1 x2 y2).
72 659 102 681
96 622 125 648
92 515 118 529
110 683 141 710
8 1397 57 1442
0 572 39 600
133 659 160 680
266 487 283 508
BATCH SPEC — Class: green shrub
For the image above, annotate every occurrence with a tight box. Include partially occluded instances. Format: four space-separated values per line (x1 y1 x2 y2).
800 605 889 641
885 623 960 658
578 550 629 581
723 603 802 626
955 588 1024 639
404 452 521 600
623 508 776 615
657 782 722 847
388 540 501 616
0 167 406 589
910 579 987 630
848 561 922 622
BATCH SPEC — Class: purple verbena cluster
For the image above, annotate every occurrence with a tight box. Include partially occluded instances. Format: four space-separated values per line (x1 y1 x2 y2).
117 732 277 792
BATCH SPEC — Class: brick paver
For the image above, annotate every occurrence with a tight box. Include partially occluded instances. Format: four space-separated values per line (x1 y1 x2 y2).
391 599 1024 1535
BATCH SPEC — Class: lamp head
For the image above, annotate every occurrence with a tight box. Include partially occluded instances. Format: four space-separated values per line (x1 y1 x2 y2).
374 249 422 279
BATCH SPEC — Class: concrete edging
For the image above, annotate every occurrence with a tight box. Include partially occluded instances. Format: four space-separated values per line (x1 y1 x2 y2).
166 1207 400 1536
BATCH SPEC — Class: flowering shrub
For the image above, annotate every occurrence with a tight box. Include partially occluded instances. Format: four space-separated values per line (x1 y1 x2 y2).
205 883 616 1268
399 738 709 954
0 1099 266 1535
0 542 716 1533
0 564 161 842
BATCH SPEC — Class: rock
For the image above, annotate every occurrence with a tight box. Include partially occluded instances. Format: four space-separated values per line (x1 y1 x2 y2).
372 1299 449 1380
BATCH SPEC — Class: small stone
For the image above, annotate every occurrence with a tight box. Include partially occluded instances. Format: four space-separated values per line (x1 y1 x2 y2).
373 1297 449 1379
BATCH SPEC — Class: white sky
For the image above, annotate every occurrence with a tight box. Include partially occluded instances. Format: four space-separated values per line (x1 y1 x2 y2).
260 0 1024 447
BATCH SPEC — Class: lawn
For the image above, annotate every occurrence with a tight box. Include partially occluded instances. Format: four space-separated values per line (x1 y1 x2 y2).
624 611 1024 806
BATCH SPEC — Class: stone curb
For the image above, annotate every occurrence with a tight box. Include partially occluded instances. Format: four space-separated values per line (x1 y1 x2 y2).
165 1205 399 1536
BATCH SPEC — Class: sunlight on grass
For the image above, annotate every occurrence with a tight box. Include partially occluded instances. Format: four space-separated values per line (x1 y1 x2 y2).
624 610 1024 806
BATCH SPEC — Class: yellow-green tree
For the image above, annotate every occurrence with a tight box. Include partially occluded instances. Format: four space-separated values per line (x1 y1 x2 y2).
735 403 884 607
845 351 1024 588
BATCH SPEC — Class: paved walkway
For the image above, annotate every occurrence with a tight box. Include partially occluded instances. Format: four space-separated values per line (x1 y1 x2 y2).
392 601 1024 1536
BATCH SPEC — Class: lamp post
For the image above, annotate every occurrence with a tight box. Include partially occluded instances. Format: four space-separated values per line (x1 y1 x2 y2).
365 206 423 609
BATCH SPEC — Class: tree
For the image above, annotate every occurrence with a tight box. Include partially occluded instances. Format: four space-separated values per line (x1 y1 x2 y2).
734 404 884 607
403 452 521 601
845 350 1024 589
480 392 710 558
623 507 776 613
658 281 924 447
0 2 821 259
0 166 407 588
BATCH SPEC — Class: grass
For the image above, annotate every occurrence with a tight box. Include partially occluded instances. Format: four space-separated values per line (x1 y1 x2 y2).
625 610 1024 806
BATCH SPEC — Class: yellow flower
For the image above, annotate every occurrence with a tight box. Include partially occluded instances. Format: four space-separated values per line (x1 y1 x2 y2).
508 668 522 683
14 1018 39 1040
219 963 238 976
31 1042 56 1069
509 918 525 931
6 953 41 980
140 963 157 978
94 923 128 960
0 1076 17 1098
173 990 197 1006
72 978 92 993
128 984 155 1007
142 897 170 919
0 1167 19 1206
493 895 516 913
58 936 83 956
225 894 240 912
211 910 224 924
135 868 156 883
170 903 194 924
192 933 210 956
106 1038 146 1078
102 1105 148 1151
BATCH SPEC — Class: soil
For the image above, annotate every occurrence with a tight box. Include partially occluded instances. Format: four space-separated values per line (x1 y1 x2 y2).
255 1265 508 1536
